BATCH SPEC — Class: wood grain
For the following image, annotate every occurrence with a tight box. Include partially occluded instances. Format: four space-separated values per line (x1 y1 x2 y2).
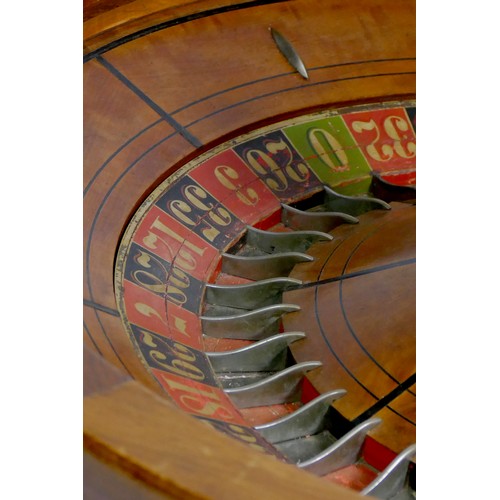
83 0 415 495
84 376 369 499
84 0 283 54
84 451 171 499
284 203 416 454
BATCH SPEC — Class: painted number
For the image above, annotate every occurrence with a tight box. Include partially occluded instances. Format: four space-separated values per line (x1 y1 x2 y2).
307 127 350 172
244 138 309 192
351 115 416 162
168 184 232 243
140 329 206 381
214 165 259 206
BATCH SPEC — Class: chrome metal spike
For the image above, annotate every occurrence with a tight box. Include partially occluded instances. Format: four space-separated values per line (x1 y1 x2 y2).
298 417 382 475
361 444 416 499
255 389 347 443
205 277 302 309
206 332 306 373
282 203 359 232
323 185 391 216
201 303 301 340
369 172 416 203
270 27 309 79
246 225 333 254
225 361 322 408
221 252 314 280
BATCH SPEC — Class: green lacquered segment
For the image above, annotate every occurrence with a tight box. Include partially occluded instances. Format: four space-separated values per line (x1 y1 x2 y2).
283 115 372 188
333 176 373 196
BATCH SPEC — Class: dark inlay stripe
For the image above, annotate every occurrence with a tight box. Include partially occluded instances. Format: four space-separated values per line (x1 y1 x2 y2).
351 373 416 427
297 257 416 290
85 129 177 371
84 0 291 62
84 299 120 317
84 321 103 355
338 273 416 394
333 210 416 396
87 307 134 376
171 58 416 116
313 279 412 424
83 118 163 197
84 61 414 198
96 55 202 147
184 72 416 129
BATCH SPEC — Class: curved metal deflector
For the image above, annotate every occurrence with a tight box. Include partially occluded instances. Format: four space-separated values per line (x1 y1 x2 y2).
255 389 347 443
224 361 322 408
361 444 416 499
246 225 333 254
201 303 301 340
206 331 306 373
204 277 302 309
221 252 314 280
323 185 391 215
298 417 382 475
281 203 359 232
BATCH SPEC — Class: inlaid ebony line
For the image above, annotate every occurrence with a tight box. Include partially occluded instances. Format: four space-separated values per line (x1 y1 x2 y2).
85 128 178 303
89 307 133 377
333 210 416 396
84 299 121 317
83 118 163 197
314 279 413 425
85 130 178 369
339 272 416 394
296 257 416 290
84 320 103 356
351 373 416 427
171 58 416 116
309 219 415 424
84 0 290 62
96 55 202 148
84 60 414 202
84 82 412 380
184 72 416 129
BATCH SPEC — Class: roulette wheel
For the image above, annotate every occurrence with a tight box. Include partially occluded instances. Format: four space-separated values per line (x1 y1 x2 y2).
83 1 416 498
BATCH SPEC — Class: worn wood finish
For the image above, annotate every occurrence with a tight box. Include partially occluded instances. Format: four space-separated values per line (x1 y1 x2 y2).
84 0 415 496
83 345 132 397
84 359 368 500
283 203 416 454
84 0 267 54
84 0 415 370
84 0 137 22
84 451 172 500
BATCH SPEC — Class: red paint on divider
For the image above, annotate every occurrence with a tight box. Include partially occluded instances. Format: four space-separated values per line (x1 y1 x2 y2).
361 435 398 471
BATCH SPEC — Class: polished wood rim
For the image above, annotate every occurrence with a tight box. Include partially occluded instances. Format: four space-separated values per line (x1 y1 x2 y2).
84 1 415 496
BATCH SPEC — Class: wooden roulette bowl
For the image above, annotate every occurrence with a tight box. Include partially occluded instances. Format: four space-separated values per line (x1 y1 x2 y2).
83 1 416 498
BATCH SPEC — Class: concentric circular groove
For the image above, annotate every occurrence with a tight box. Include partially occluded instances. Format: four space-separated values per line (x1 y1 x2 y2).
112 103 416 496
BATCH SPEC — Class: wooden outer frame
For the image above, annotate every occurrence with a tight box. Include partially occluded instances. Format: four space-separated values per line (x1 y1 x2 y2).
84 0 272 54
84 345 369 499
83 0 415 497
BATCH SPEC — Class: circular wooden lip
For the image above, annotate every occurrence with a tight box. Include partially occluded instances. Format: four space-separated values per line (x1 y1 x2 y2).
112 102 416 479
84 0 272 56
84 1 416 495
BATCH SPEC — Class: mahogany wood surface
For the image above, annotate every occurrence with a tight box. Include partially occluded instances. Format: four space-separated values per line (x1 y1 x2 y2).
84 0 415 374
84 451 173 500
283 203 416 454
84 353 367 499
84 0 415 497
84 0 268 53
